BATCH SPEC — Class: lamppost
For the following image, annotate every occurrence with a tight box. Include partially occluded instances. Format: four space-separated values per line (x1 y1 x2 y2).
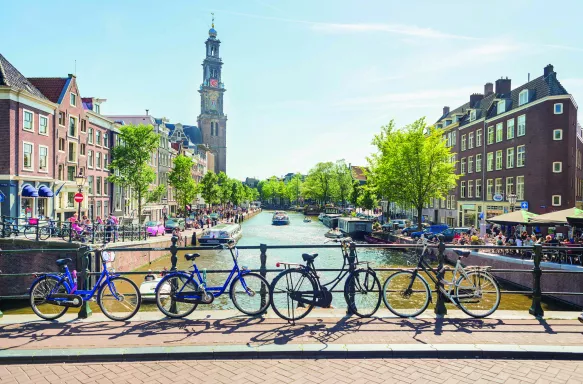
508 193 517 212
75 173 86 220
162 206 168 227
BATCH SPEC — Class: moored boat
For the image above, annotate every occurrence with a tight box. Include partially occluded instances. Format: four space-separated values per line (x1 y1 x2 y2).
272 211 290 226
303 217 311 223
325 229 344 239
364 234 392 244
338 217 373 239
199 223 243 245
139 270 169 302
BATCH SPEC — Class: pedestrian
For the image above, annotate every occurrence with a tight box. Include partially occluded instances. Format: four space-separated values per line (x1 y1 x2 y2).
110 213 119 241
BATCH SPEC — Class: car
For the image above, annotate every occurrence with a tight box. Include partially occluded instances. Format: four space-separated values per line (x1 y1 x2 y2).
402 224 429 236
429 227 471 242
411 224 449 239
165 218 186 233
145 221 165 237
391 219 409 229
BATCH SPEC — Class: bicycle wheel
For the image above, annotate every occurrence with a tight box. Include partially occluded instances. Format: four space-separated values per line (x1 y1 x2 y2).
156 274 199 318
230 272 271 316
38 227 51 241
98 276 141 321
24 226 37 240
382 271 430 317
29 276 70 320
344 269 381 318
455 271 500 318
2 226 11 238
60 227 71 241
270 269 316 321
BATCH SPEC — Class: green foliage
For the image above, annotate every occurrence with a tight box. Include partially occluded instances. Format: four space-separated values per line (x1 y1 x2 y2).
368 117 457 229
199 171 220 206
285 173 303 204
302 162 337 203
350 180 362 206
217 171 233 206
168 154 198 216
108 124 161 223
334 160 353 207
358 187 377 211
230 180 245 206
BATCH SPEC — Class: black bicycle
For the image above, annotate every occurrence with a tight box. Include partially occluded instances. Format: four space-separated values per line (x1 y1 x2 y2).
270 238 381 321
2 218 38 240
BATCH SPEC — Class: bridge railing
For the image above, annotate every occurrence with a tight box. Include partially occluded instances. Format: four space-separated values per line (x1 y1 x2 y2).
0 237 582 319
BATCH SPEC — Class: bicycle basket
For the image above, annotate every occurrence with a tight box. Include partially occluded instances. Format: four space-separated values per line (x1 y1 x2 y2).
102 251 116 269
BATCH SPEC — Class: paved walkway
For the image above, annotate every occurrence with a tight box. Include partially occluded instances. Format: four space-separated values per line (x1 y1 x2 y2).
1 358 583 384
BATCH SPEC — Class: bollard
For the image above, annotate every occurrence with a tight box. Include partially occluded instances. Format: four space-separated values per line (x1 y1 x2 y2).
259 243 268 308
122 225 126 242
346 241 357 315
191 231 197 246
92 220 96 244
529 244 544 317
169 236 179 314
434 235 448 316
77 245 93 319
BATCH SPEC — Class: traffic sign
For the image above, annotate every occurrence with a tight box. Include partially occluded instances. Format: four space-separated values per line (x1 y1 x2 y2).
74 193 84 203
521 201 529 210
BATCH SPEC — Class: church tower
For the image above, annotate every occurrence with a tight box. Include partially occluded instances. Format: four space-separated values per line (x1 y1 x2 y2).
198 16 227 174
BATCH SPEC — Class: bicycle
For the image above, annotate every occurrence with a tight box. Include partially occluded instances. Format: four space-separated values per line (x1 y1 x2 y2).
269 237 381 322
155 239 271 318
29 243 141 321
2 218 38 240
382 237 501 318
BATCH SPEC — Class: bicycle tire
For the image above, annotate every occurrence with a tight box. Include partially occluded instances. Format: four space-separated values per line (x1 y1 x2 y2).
24 226 37 240
382 271 431 318
455 271 500 318
38 227 51 241
2 226 12 238
98 276 141 321
60 227 71 241
229 272 271 316
344 268 381 318
29 275 70 320
155 273 199 318
270 268 317 321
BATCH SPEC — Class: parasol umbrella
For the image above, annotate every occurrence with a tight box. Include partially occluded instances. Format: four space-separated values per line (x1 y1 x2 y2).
529 207 583 225
487 210 538 225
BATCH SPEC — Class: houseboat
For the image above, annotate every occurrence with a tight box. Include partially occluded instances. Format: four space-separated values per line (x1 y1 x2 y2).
198 223 243 245
337 217 373 239
272 211 290 226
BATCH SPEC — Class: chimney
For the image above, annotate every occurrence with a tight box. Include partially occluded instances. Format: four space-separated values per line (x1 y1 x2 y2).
145 109 149 116
469 93 484 107
495 77 511 95
443 106 450 116
484 83 494 96
544 64 554 77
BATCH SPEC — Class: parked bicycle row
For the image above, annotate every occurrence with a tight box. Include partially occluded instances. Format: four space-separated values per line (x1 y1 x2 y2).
28 238 501 322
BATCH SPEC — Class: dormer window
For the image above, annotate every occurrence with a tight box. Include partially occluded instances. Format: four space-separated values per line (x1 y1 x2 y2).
497 100 505 114
519 90 529 106
444 119 451 127
94 104 101 114
469 110 476 122
452 115 459 123
436 124 443 129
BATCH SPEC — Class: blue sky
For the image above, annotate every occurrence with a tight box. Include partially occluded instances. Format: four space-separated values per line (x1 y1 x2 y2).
2 0 582 180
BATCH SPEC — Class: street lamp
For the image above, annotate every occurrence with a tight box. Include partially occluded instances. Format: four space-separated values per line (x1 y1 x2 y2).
75 172 86 220
507 193 517 212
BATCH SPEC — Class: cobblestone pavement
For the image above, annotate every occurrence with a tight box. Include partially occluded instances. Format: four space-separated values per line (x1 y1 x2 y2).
1 358 583 384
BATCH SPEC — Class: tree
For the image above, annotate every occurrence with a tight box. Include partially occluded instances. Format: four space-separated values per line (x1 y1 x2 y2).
368 118 457 230
230 180 245 206
217 171 233 206
350 180 362 207
286 173 303 204
358 186 377 211
303 162 336 204
108 124 162 224
168 154 198 217
199 171 220 206
334 160 353 207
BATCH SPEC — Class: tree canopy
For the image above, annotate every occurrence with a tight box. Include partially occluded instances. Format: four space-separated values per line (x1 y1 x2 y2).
168 154 198 216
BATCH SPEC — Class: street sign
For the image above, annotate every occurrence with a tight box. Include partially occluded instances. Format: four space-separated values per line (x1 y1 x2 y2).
74 193 84 203
521 201 529 210
493 194 503 202
478 212 485 220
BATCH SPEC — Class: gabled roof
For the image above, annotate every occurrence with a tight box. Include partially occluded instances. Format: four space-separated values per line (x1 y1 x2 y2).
351 166 368 181
0 54 48 100
27 77 70 103
166 123 202 147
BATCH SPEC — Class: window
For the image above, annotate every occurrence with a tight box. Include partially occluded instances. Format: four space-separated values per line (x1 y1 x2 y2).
88 150 94 168
507 148 515 168
446 195 451 209
553 129 563 140
487 152 493 171
96 131 101 146
452 130 456 144
39 146 48 171
67 192 75 208
68 142 77 162
23 110 33 131
69 116 77 137
553 103 563 114
496 123 503 142
487 179 493 200
476 179 482 198
23 143 33 169
517 145 525 167
468 132 474 149
476 154 482 172
507 118 514 140
487 126 494 145
468 180 474 198
519 90 529 106
468 156 474 173
88 128 94 144
103 133 109 148
96 152 102 169
461 135 466 151
495 178 503 195
70 92 77 107
58 112 65 126
461 181 466 198
447 132 452 147
95 104 101 114
517 176 524 200
104 154 108 169
497 100 505 114
39 116 48 135
476 129 482 147
553 162 562 173
104 180 109 196
517 115 526 136
97 177 102 195
67 166 76 181
81 119 87 133
506 177 514 198
469 110 476 121
552 195 561 206
88 176 94 195
461 158 466 174
495 150 502 170
59 138 65 151
80 143 86 156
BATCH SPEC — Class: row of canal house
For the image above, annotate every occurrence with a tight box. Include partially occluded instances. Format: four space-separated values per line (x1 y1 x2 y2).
422 64 581 228
0 54 212 223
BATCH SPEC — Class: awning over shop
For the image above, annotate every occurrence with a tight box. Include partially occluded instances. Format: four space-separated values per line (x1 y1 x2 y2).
487 210 538 225
38 185 54 197
21 185 39 197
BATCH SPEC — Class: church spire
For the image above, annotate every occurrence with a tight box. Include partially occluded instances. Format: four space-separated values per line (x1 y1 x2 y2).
209 13 217 38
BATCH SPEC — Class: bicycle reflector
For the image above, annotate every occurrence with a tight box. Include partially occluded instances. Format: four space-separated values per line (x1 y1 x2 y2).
276 263 280 267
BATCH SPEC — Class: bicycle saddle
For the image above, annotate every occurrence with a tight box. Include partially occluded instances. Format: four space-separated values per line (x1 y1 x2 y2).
185 253 201 261
453 249 470 258
302 253 318 262
56 258 72 266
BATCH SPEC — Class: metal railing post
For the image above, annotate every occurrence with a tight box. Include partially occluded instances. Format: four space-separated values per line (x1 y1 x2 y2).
35 221 39 241
434 236 448 316
529 244 544 317
169 236 179 314
92 220 96 244
1 216 4 238
122 225 126 242
69 223 73 243
77 245 93 319
259 243 267 308
347 242 357 315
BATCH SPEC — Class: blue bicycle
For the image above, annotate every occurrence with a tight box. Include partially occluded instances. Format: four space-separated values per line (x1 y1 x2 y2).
29 244 141 321
155 240 271 318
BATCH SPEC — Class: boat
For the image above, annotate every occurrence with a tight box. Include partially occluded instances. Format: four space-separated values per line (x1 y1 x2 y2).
303 217 312 223
325 229 345 239
364 234 393 244
272 211 290 226
338 217 373 239
199 223 243 245
322 214 342 228
139 269 169 302
318 213 325 221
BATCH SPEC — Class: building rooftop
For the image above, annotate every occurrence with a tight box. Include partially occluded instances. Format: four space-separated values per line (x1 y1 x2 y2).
0 54 48 100
27 77 71 103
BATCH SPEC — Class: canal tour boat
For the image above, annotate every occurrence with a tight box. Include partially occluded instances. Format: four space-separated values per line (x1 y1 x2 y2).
272 211 290 225
139 269 169 302
198 223 243 245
